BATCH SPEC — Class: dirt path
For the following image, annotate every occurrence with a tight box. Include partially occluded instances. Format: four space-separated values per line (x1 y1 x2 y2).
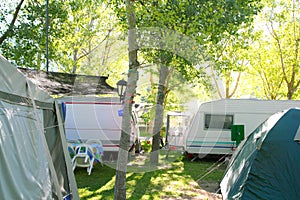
160 180 222 200
198 181 222 200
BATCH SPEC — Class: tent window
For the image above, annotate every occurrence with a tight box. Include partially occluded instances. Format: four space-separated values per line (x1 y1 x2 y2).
294 125 300 143
204 114 233 130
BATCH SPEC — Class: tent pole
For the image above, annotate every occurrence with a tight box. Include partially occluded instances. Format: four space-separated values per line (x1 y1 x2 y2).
46 0 49 74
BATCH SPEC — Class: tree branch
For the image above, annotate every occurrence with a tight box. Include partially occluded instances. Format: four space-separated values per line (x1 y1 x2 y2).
0 0 25 44
228 71 241 98
209 64 223 98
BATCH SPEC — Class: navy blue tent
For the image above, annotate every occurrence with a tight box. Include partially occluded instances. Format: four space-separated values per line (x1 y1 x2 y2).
221 108 300 200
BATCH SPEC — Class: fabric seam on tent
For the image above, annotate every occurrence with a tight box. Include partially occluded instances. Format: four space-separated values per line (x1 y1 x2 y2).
0 91 53 110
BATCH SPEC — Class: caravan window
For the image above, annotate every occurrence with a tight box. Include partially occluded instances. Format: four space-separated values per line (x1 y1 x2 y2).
204 114 233 130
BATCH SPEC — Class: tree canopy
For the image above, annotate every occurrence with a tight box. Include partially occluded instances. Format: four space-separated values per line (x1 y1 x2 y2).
0 0 299 99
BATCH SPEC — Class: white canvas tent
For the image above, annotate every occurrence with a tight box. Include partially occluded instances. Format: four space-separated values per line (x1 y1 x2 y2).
0 55 79 199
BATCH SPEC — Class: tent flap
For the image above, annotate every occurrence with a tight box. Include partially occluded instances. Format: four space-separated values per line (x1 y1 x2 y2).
0 101 52 199
293 125 300 142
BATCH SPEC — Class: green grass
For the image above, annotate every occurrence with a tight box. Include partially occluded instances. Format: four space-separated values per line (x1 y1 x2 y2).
74 154 226 200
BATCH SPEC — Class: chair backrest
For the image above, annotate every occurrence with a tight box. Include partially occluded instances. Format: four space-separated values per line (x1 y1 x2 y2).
67 139 81 144
72 143 95 175
86 139 102 146
74 144 94 167
85 139 103 163
86 139 103 154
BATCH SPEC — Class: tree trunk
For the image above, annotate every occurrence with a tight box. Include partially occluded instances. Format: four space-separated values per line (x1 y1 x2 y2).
114 0 138 199
72 49 78 74
150 61 169 164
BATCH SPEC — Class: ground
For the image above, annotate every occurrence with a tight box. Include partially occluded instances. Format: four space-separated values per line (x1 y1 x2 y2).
76 153 225 200
160 180 222 200
198 182 222 200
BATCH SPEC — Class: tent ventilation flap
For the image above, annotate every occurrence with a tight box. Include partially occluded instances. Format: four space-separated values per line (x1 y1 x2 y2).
294 125 300 143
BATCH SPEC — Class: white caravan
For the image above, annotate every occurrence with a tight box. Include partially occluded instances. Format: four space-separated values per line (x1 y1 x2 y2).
185 99 300 155
59 96 140 158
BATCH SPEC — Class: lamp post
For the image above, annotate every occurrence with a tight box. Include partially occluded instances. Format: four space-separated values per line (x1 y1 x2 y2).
116 79 127 102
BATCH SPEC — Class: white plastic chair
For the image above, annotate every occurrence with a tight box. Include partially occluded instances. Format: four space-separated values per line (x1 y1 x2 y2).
86 139 104 166
72 144 95 175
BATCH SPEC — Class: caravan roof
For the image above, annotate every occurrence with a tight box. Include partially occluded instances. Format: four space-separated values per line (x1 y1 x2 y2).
199 98 300 114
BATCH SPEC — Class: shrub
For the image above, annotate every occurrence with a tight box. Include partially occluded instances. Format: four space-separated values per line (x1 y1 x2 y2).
141 140 152 152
